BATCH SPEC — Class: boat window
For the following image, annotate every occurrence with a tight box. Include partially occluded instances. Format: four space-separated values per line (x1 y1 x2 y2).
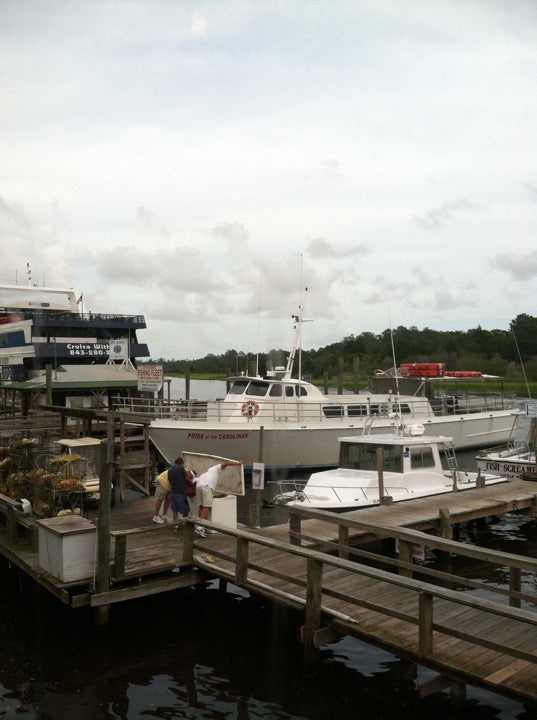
339 442 403 472
348 405 367 417
269 384 282 397
228 379 249 394
398 403 412 415
323 406 344 418
285 386 294 397
296 386 307 397
410 447 435 469
245 380 269 397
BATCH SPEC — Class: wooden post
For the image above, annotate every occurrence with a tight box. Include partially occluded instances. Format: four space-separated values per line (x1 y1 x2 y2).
377 447 385 504
337 357 344 395
323 372 329 395
509 567 521 608
418 591 433 656
143 423 150 495
6 507 17 546
338 524 349 559
235 537 249 585
304 557 323 672
289 510 302 546
112 534 127 579
398 540 413 578
249 426 263 528
450 681 467 709
94 413 114 626
45 364 52 406
437 507 453 579
438 508 452 540
119 420 126 501
353 356 360 394
185 369 190 401
182 523 194 564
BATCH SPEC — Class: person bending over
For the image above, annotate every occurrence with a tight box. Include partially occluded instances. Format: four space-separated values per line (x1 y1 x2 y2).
194 460 243 537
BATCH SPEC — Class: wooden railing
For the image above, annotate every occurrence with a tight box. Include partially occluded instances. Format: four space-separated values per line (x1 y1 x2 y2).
179 518 537 679
287 504 537 608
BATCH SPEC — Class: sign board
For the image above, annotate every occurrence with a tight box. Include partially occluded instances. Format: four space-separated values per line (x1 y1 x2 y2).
183 452 245 496
109 338 129 360
137 364 163 392
252 462 265 489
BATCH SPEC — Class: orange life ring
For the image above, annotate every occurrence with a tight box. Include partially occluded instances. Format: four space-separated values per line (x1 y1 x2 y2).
241 401 259 417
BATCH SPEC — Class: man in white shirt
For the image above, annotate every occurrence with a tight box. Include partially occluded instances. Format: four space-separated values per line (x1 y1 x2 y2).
194 460 243 537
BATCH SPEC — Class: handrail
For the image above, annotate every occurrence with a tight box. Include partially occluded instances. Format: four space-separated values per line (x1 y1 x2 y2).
185 518 537 674
287 504 537 574
111 394 519 423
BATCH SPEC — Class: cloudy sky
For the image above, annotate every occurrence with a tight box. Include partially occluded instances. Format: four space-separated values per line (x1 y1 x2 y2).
1 1 536 360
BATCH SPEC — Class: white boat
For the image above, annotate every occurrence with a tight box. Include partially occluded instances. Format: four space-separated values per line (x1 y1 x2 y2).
476 407 537 481
0 281 149 407
271 424 509 511
142 312 520 473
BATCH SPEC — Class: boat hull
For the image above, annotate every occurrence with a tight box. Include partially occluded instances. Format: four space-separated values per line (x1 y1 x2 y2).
149 410 518 471
476 454 537 480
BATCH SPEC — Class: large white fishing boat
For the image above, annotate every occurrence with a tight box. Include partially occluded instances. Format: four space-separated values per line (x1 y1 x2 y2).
0 281 149 408
141 313 520 473
270 425 509 511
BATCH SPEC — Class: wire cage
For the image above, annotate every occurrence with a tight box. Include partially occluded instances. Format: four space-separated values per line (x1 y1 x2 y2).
0 431 46 501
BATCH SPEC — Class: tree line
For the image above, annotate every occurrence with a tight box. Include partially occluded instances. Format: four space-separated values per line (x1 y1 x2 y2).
146 313 537 382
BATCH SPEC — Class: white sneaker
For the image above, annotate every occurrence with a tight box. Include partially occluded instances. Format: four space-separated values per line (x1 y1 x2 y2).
152 515 165 524
195 526 207 538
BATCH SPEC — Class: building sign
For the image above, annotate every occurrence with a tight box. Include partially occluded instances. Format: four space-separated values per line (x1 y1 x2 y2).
137 364 163 392
109 339 129 360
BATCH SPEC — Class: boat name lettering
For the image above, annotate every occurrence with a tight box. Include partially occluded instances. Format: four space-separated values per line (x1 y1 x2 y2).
502 463 537 474
65 342 112 357
186 432 249 441
483 461 537 475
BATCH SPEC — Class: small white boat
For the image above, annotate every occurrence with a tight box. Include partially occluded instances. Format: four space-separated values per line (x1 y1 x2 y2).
271 424 509 511
476 407 537 481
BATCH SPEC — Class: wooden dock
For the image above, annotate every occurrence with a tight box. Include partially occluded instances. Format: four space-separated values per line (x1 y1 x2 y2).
2 480 537 708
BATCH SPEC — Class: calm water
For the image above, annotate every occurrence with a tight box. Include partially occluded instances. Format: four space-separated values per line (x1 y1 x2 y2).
1 381 535 718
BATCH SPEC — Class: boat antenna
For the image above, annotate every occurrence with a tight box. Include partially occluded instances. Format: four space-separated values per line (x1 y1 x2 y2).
511 326 532 399
255 258 263 377
388 309 400 396
284 257 310 381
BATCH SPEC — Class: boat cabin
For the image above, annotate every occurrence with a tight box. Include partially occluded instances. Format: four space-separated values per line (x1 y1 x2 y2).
225 375 431 419
337 432 450 476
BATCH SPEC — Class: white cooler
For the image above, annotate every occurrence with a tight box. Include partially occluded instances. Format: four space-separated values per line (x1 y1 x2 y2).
37 515 96 582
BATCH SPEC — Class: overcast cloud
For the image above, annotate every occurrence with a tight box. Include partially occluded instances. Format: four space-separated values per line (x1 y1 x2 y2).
1 0 536 360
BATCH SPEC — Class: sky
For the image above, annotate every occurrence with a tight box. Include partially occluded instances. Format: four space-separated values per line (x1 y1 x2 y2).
1 0 536 361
